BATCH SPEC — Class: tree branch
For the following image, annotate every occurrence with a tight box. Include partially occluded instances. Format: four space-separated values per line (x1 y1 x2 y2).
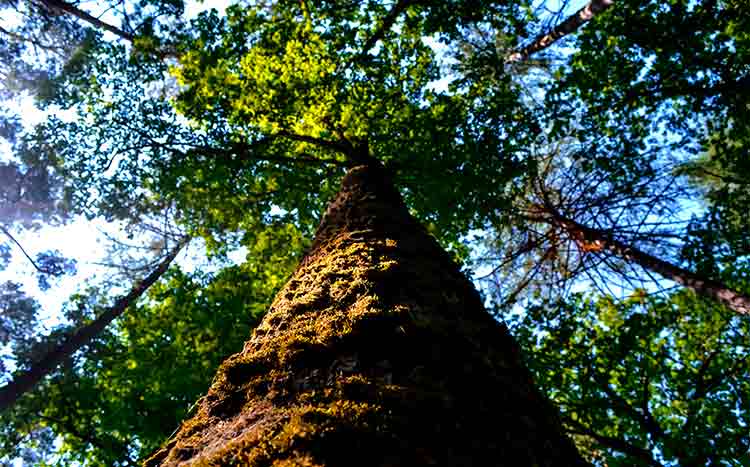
506 0 614 63
0 225 56 275
0 25 66 55
565 420 664 467
360 0 413 57
37 0 135 42
544 207 750 315
274 130 357 160
593 371 666 442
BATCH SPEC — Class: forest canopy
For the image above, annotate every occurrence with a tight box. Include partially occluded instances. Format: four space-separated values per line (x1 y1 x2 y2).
0 0 748 466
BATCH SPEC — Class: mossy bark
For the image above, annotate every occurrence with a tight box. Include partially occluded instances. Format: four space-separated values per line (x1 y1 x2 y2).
145 164 586 467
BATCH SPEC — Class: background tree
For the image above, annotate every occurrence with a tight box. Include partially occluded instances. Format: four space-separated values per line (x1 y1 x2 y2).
0 233 187 411
509 288 750 466
0 0 187 405
467 0 750 313
479 140 750 314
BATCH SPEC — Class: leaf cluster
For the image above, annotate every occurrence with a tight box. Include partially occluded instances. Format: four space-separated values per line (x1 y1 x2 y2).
508 289 750 466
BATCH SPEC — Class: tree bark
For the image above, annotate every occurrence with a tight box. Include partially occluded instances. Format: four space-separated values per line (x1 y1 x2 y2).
0 238 188 412
506 0 614 63
145 164 585 466
552 212 750 315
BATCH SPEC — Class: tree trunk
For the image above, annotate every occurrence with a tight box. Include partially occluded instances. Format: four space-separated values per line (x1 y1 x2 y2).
506 0 614 63
552 212 750 315
145 164 585 466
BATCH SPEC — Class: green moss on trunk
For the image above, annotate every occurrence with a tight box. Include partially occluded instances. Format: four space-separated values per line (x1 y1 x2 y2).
145 165 586 467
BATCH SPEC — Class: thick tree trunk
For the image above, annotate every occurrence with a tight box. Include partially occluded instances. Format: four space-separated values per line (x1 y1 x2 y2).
0 239 188 412
145 164 585 466
506 0 614 63
553 213 750 315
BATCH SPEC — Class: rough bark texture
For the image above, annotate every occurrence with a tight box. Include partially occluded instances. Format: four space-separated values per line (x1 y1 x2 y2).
145 164 586 467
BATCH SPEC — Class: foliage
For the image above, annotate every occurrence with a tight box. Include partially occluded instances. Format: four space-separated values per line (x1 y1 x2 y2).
679 147 750 284
0 0 88 99
552 0 749 153
34 0 544 253
0 244 10 271
0 155 67 228
0 0 186 99
0 281 40 376
508 290 750 466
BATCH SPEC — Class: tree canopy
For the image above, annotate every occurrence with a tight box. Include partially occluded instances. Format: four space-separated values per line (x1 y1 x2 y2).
0 0 748 465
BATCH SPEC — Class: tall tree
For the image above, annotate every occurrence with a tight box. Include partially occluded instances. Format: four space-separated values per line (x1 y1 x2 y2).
2 0 747 464
147 163 585 466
